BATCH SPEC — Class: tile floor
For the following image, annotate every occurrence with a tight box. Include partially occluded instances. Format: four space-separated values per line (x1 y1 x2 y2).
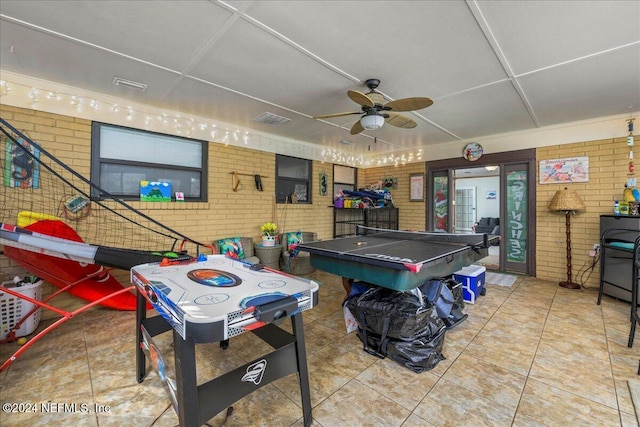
0 271 638 427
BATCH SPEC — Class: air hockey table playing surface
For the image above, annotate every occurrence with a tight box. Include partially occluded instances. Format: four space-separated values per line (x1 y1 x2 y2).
131 255 319 343
296 228 496 291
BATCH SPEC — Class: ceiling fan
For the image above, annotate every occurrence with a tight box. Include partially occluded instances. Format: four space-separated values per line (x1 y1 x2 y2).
313 78 433 135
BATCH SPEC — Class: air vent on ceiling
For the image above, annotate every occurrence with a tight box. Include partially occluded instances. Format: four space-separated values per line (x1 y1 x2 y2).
112 76 148 91
252 112 291 126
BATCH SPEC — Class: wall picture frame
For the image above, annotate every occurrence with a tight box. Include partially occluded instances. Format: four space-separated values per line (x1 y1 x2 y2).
410 173 424 201
539 156 589 184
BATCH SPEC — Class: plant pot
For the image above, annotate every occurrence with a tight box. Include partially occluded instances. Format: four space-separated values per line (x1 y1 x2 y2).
262 235 276 247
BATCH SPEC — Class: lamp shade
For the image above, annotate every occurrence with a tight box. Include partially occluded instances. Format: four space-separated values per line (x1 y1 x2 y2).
360 114 385 130
548 187 586 212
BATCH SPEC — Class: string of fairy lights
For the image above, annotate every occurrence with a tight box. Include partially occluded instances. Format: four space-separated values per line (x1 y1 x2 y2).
0 78 426 167
320 148 423 167
0 80 250 145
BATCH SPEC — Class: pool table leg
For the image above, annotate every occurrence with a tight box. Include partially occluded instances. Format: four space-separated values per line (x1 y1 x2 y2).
342 277 352 297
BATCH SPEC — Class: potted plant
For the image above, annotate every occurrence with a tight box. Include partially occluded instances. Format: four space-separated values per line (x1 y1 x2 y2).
260 222 278 246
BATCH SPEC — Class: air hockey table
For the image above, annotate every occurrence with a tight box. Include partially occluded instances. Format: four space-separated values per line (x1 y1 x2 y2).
296 227 497 292
132 254 319 427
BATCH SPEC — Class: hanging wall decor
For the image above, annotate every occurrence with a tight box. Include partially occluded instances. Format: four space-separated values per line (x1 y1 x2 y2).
382 177 397 190
319 171 328 196
409 174 424 201
539 157 589 184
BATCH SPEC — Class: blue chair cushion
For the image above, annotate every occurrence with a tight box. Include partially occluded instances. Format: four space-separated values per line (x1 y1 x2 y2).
217 237 245 260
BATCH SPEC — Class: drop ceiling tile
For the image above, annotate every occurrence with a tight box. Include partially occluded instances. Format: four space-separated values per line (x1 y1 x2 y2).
0 0 234 72
518 45 640 126
426 80 536 140
479 0 640 74
0 20 183 106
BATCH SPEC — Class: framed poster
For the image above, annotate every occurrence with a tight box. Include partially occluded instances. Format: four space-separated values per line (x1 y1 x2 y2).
410 173 424 201
539 157 589 183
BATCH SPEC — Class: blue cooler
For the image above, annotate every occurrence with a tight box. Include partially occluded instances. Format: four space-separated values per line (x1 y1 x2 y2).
453 265 486 304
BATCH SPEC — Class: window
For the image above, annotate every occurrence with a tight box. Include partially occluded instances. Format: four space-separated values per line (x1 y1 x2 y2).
333 164 356 199
91 123 207 201
276 155 311 203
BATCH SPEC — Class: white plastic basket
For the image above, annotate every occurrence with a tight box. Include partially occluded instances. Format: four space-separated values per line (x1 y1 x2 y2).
0 280 43 340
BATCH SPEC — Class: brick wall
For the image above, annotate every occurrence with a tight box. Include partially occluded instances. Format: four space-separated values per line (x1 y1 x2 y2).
0 105 335 318
536 135 633 287
363 163 427 231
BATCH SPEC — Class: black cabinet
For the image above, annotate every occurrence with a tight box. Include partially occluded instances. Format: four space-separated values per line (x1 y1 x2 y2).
600 215 640 305
333 207 399 238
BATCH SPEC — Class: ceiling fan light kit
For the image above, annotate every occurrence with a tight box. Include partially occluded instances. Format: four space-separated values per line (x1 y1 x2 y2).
360 114 385 130
313 78 433 136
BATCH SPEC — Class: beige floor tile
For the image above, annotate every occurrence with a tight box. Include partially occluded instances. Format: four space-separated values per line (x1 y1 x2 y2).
517 378 621 426
442 353 527 410
356 357 440 411
273 352 352 408
529 337 617 408
313 379 411 427
413 378 516 426
1 273 637 426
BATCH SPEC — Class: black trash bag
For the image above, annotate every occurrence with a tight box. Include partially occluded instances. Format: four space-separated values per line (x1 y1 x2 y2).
420 278 468 330
356 326 446 373
446 278 465 311
346 286 444 342
346 285 447 373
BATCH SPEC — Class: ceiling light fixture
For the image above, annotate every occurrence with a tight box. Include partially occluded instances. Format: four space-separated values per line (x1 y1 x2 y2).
360 114 384 130
485 165 498 171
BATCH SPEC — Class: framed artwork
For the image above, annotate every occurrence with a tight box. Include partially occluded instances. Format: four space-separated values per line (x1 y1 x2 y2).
382 177 397 190
410 173 424 201
539 157 589 184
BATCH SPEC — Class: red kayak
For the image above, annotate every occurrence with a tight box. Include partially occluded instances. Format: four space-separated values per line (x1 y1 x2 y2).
3 220 139 310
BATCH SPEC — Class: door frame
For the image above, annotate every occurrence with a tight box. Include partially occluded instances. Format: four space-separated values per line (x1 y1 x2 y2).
426 149 536 276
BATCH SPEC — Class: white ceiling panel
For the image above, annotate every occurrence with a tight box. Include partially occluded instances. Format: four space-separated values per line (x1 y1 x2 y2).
479 0 640 74
0 20 180 105
0 1 234 72
243 1 510 97
423 80 536 139
1 0 638 161
519 44 640 126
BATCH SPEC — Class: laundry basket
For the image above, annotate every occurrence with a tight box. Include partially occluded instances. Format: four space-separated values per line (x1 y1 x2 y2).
1 279 43 340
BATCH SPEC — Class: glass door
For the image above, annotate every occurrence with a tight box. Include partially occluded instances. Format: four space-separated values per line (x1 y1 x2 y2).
503 163 530 274
432 172 449 232
426 150 535 276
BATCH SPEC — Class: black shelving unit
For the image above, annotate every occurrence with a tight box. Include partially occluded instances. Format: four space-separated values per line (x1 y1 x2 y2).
333 207 399 238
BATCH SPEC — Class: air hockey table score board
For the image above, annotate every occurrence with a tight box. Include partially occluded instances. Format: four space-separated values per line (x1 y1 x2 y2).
132 254 319 427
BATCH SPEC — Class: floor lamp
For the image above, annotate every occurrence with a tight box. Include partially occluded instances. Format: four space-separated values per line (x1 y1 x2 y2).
548 187 586 289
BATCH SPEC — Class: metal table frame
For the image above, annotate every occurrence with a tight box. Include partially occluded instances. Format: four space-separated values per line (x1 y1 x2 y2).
135 289 313 427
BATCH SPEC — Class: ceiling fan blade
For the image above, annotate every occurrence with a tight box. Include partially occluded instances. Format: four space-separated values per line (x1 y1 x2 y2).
348 90 375 107
313 111 361 119
386 112 417 129
350 120 365 135
385 97 433 112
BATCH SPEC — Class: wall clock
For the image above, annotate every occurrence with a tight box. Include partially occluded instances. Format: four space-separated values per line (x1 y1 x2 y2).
463 142 483 161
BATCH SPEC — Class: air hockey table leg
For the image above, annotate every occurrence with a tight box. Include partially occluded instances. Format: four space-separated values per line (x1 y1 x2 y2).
174 328 199 427
136 290 146 383
291 312 312 427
